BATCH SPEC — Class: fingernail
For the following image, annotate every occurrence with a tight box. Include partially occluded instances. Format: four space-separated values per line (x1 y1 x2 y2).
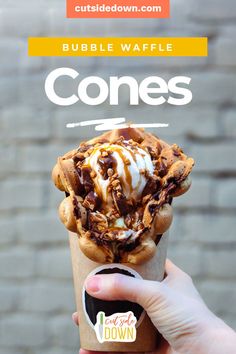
85 275 101 293
72 312 78 325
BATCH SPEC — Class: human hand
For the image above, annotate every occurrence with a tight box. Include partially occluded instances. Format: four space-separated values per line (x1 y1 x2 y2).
73 259 236 354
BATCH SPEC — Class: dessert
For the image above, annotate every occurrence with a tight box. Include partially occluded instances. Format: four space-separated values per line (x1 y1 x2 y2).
52 127 194 264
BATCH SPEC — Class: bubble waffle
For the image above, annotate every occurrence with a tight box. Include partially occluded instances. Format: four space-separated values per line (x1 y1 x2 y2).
52 127 194 264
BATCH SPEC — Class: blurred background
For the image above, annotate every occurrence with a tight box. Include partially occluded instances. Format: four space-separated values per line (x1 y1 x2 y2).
0 0 236 353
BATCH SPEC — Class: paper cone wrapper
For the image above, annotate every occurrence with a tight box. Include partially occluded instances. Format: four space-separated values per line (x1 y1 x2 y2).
69 231 168 352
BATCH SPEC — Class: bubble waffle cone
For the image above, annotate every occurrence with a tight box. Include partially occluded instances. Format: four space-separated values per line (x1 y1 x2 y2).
52 127 194 265
52 127 194 351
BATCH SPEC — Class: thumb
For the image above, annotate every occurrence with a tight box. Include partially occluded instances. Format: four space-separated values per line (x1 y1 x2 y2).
84 273 166 309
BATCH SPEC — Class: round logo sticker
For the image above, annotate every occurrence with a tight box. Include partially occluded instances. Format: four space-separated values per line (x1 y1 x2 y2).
82 263 145 343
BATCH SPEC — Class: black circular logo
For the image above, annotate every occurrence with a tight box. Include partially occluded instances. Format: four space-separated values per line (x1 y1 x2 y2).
83 267 144 326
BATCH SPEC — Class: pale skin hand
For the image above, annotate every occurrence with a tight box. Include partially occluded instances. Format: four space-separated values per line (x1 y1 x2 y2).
73 259 236 354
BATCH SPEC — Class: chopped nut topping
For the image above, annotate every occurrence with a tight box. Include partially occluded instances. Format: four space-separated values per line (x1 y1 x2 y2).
107 168 114 177
109 214 117 221
138 223 144 231
142 194 151 204
89 212 108 232
83 191 101 211
113 136 124 144
101 151 108 157
90 170 97 178
111 180 120 188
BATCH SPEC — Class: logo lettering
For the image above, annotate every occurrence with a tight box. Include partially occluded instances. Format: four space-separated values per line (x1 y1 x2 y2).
45 67 192 106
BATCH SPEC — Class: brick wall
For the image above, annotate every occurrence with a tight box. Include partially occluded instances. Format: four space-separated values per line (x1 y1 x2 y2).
0 0 236 353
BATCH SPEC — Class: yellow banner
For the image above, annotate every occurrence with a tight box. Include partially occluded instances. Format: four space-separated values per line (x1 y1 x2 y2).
28 37 208 56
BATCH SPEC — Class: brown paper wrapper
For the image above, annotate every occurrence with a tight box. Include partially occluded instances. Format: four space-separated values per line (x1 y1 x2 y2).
69 231 168 352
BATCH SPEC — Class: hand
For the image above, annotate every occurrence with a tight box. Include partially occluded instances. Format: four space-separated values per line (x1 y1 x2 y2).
73 259 236 354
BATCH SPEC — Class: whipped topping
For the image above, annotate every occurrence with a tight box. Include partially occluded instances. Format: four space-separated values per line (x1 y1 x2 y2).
84 142 154 202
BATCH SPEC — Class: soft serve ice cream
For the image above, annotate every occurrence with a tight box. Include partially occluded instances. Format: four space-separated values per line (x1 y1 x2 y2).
84 142 154 206
52 127 194 264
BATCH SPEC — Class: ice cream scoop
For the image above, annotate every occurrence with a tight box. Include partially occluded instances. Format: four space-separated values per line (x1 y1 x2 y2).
83 142 154 204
